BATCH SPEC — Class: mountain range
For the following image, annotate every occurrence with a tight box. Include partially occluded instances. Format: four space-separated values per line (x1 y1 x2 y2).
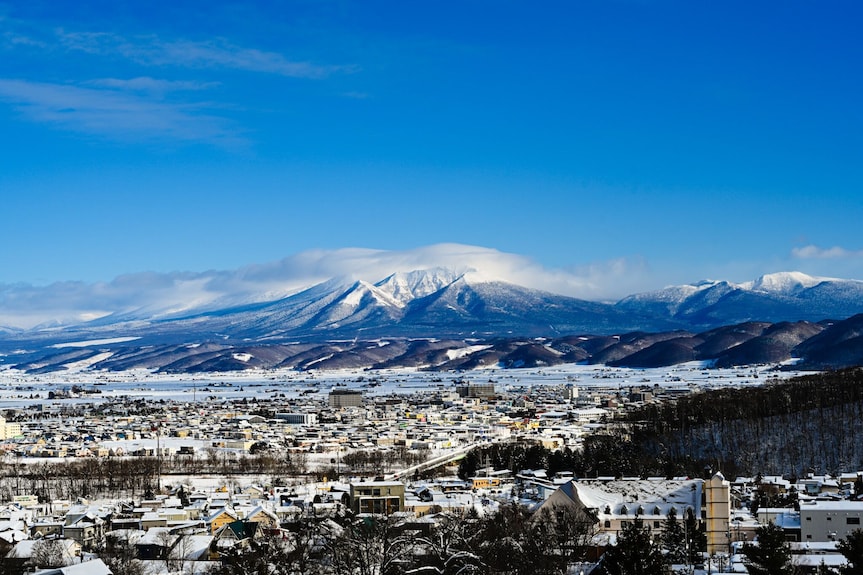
2 269 863 374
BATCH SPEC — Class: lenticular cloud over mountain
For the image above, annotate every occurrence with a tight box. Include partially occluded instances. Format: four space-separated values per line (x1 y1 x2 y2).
0 244 627 329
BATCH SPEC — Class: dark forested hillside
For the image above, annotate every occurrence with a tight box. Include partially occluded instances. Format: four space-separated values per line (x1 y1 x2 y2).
626 368 863 476
461 368 863 480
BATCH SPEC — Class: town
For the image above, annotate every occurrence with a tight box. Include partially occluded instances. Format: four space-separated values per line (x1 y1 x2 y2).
0 363 859 574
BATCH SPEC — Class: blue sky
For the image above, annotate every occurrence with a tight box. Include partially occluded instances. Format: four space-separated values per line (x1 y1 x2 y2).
1 1 862 314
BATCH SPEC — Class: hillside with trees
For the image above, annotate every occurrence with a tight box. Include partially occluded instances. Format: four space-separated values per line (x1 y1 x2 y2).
460 368 863 479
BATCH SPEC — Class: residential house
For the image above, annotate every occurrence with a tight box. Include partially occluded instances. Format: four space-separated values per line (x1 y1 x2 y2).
349 481 405 515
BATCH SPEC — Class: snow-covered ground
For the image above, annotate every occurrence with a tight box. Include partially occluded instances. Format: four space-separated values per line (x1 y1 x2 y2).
0 361 809 409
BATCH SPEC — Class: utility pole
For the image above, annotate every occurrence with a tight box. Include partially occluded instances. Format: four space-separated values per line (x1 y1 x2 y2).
155 420 162 493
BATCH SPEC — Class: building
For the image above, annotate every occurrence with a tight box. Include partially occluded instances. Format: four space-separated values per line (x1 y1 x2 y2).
705 472 732 555
0 416 21 440
276 412 318 425
536 477 703 540
800 500 863 542
456 383 495 399
329 390 363 408
349 481 405 515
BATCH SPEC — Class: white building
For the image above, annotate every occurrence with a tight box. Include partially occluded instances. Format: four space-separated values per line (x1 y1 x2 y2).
800 500 863 542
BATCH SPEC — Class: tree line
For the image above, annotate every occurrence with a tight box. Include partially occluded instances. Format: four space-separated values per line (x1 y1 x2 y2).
460 368 863 480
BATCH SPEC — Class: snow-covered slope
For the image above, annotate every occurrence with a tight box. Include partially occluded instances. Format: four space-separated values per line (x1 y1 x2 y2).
741 271 831 294
3 269 863 352
616 272 863 327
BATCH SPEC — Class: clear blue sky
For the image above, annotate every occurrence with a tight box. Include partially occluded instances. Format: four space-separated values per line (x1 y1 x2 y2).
1 1 862 294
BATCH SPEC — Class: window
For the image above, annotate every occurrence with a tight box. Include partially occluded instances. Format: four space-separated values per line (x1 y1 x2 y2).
654 521 661 528
805 516 811 521
604 521 611 528
848 517 861 525
806 534 812 539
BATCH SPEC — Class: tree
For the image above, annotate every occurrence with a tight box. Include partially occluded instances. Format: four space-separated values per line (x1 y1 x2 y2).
102 530 146 575
327 513 417 575
683 508 706 566
838 529 863 575
741 522 796 575
661 507 687 565
471 503 538 575
408 510 485 575
30 539 71 570
598 518 666 575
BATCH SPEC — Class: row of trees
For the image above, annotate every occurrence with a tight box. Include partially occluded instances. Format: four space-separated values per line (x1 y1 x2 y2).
68 505 597 575
0 441 437 502
200 501 711 575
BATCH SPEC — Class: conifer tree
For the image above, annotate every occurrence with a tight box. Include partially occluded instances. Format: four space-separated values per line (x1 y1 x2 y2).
838 529 863 575
599 518 666 575
741 522 795 575
661 507 687 564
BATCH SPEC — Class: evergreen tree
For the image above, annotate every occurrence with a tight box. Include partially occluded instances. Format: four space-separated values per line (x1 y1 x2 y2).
599 518 666 575
684 509 706 565
741 522 795 575
838 529 863 575
661 507 687 565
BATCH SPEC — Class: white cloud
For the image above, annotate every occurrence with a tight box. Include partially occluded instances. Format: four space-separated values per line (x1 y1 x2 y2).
0 78 239 144
86 77 219 93
0 244 649 329
792 245 863 260
56 30 354 79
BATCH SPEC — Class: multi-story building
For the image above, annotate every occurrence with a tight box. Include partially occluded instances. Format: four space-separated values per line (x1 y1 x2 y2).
276 413 318 425
0 416 21 440
349 481 405 515
800 500 863 542
705 472 732 555
329 390 363 408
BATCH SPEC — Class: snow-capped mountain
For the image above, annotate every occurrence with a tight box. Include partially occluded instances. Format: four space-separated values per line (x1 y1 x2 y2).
3 268 863 365
374 268 462 304
741 271 828 294
4 268 863 374
615 272 863 328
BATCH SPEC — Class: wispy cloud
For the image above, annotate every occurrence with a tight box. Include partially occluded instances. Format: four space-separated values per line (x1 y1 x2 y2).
792 245 863 260
86 76 219 94
0 78 239 144
0 244 649 329
56 30 355 79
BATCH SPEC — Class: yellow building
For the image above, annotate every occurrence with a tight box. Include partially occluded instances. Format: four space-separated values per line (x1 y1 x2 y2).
705 472 731 555
471 477 502 489
207 508 239 535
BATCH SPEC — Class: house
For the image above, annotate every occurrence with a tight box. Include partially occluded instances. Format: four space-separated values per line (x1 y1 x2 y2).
206 508 238 535
62 518 105 552
7 538 81 572
211 520 262 558
243 506 279 529
349 481 405 515
32 557 113 575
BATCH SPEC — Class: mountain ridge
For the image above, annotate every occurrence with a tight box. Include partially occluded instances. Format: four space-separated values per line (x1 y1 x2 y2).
3 269 863 374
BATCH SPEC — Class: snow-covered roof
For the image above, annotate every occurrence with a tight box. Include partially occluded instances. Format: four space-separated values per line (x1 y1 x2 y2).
541 478 702 519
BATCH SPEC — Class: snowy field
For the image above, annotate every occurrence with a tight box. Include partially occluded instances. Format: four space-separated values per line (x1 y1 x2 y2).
0 361 811 409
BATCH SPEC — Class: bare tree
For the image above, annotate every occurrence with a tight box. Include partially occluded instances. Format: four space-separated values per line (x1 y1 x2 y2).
327 513 417 575
31 539 71 570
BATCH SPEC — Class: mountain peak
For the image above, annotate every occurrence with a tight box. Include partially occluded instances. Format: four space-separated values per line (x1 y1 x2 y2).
374 268 462 303
742 271 824 294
